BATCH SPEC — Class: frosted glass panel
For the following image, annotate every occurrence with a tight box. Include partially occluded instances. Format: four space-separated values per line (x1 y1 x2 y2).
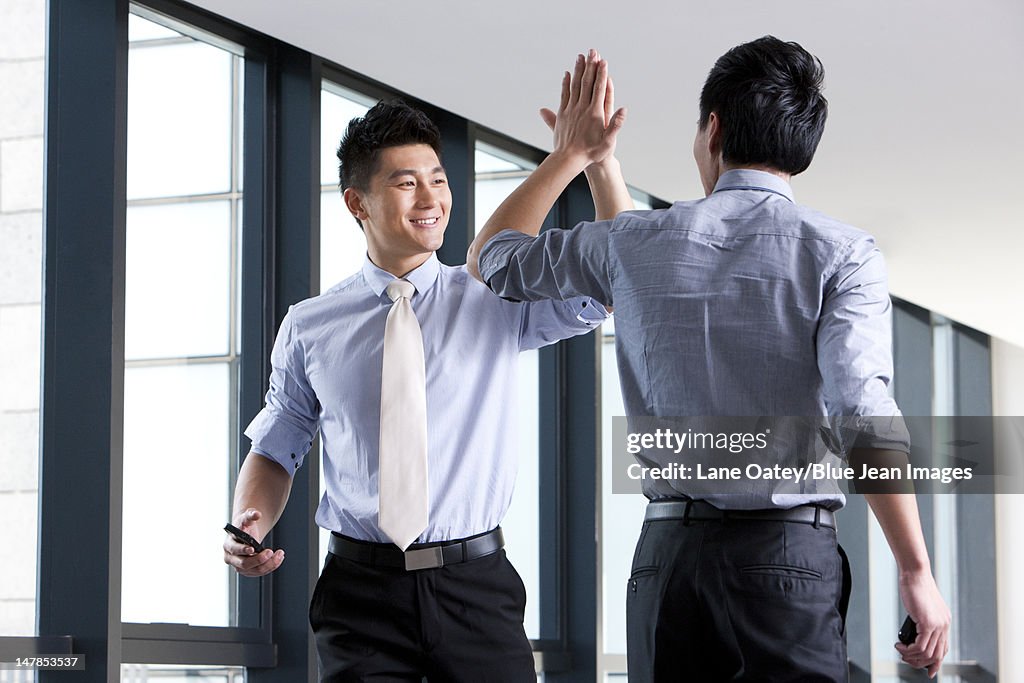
321 88 375 186
128 33 232 199
125 202 231 359
320 190 368 293
121 363 231 626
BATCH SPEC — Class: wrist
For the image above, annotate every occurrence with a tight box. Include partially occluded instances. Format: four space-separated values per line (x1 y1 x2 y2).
547 147 591 175
897 561 931 580
585 155 621 176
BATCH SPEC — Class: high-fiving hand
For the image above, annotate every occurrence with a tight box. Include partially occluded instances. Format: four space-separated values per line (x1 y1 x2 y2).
542 49 626 169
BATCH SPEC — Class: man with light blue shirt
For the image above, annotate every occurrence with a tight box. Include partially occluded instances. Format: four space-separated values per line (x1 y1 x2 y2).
222 100 624 681
469 39 950 681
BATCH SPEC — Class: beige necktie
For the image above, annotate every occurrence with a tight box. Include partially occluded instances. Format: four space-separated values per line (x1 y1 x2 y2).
378 279 429 550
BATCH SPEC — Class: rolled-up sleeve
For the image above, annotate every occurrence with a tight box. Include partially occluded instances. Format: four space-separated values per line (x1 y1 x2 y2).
244 309 319 474
479 222 614 305
817 238 910 452
518 297 610 351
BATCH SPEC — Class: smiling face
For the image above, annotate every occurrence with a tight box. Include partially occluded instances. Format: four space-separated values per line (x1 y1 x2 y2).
343 143 451 277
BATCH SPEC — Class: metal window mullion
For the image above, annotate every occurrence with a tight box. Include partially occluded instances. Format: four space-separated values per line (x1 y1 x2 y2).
237 44 272 637
126 191 241 207
951 324 998 680
124 354 235 368
543 176 600 683
128 36 196 50
39 2 129 682
243 45 322 683
226 51 243 628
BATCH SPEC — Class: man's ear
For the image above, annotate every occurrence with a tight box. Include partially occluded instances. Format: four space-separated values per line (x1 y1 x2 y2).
705 111 723 159
343 187 368 221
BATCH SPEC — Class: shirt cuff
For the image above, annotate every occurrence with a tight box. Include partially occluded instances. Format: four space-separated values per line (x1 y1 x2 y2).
577 298 611 326
244 408 315 476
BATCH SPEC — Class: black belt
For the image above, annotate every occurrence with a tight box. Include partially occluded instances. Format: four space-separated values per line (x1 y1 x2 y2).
328 528 504 571
645 499 836 530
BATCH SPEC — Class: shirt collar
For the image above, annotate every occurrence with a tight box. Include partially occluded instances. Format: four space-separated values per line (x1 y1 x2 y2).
712 169 795 203
361 252 441 300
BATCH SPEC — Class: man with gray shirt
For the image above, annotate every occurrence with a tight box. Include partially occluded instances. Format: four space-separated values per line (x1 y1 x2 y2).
469 38 950 681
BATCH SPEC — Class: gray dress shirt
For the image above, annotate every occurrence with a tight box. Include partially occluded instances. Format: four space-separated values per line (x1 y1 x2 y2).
480 169 909 509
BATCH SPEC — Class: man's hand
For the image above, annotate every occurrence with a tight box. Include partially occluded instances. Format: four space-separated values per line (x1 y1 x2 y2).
540 51 623 165
896 569 951 678
467 48 629 282
545 49 626 169
863 482 951 679
223 508 285 577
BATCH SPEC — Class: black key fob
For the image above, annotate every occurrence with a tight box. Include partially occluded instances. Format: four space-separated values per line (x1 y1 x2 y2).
898 615 917 645
224 523 267 554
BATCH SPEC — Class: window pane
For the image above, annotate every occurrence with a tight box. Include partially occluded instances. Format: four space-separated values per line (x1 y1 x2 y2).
122 11 241 630
0 0 44 638
320 84 375 294
128 13 180 41
125 202 232 359
320 190 367 293
474 144 533 235
128 21 232 199
121 364 232 626
320 86 376 187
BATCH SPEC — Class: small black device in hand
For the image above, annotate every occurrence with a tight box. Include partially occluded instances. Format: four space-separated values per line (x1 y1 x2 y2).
898 615 918 645
224 523 267 554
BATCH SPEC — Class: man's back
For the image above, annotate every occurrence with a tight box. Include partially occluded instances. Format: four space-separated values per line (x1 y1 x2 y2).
607 168 895 422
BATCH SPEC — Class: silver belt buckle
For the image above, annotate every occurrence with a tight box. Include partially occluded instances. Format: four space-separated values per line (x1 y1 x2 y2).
404 546 444 571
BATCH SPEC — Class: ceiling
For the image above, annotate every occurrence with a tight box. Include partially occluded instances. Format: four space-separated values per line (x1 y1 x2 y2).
191 0 1024 347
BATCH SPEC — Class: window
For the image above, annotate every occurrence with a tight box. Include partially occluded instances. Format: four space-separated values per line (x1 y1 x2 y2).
121 9 244 628
0 0 45 641
319 83 376 294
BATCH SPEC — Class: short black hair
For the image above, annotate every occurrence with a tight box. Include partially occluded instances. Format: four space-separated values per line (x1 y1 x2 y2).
698 36 827 175
336 100 442 192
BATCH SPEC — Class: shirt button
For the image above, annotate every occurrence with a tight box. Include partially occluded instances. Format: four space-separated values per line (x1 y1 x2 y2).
290 453 296 459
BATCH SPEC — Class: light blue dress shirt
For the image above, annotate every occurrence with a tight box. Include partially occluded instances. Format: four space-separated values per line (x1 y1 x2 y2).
245 253 607 542
480 169 909 510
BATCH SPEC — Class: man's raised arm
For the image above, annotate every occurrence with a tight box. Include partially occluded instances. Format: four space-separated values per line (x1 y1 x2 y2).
467 49 627 282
